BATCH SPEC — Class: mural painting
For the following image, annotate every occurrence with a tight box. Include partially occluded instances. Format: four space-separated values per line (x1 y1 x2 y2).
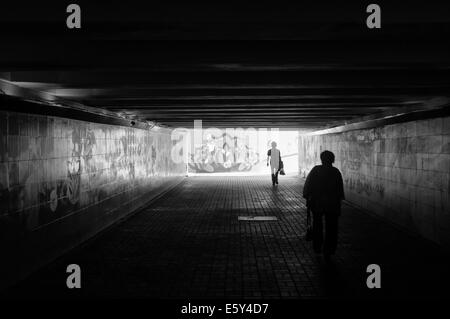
188 131 298 174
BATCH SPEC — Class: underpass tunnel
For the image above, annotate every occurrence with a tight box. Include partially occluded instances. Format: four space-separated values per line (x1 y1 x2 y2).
0 2 450 298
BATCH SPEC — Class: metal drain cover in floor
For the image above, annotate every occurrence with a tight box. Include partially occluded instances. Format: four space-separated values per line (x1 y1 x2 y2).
238 216 278 221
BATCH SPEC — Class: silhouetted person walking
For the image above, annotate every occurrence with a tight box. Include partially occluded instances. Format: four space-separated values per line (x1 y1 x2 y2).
267 141 281 186
303 151 344 260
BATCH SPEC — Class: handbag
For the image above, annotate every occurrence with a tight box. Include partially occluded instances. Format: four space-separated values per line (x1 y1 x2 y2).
305 204 313 241
279 165 285 175
278 154 285 175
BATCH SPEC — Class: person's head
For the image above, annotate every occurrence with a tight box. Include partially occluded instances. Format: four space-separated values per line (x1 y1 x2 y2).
320 150 335 166
271 141 277 148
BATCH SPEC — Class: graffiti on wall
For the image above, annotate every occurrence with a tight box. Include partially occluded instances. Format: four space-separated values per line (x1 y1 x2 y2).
188 132 258 173
298 128 386 199
188 131 299 174
345 176 385 197
0 113 185 231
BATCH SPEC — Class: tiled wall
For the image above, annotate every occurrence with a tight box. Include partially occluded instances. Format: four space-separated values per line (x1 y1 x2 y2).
298 116 450 246
0 111 186 289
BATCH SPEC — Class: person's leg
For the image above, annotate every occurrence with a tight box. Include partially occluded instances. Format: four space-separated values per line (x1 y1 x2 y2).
323 213 339 255
312 210 323 253
275 171 279 184
271 173 275 186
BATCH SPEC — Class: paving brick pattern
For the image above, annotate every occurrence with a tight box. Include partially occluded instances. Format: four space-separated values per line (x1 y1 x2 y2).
3 175 450 299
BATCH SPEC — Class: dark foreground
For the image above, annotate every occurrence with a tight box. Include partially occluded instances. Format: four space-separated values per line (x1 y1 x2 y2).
2 175 450 299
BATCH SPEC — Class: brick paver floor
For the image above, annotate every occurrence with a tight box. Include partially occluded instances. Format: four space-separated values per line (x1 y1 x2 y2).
3 175 450 299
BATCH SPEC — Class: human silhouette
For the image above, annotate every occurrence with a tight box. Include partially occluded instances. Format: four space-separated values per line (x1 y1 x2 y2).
303 151 344 260
267 141 281 186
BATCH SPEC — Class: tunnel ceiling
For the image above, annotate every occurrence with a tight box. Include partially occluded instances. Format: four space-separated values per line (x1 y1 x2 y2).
1 2 450 129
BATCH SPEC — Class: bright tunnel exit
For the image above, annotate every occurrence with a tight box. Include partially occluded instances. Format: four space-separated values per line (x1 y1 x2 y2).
176 123 299 176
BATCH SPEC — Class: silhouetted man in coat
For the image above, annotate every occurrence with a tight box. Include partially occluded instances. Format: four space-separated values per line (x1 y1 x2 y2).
303 151 344 260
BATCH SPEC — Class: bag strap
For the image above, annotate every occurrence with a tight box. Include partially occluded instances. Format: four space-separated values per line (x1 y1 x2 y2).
306 203 311 227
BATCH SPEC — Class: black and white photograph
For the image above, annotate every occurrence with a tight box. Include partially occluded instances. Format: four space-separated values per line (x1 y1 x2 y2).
1 0 450 315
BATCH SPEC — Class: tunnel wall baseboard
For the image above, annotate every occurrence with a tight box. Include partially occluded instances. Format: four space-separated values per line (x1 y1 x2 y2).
0 111 186 291
298 116 450 247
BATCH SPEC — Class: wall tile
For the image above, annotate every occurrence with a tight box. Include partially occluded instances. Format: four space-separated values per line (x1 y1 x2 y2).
442 135 450 154
7 135 19 161
0 135 7 163
428 118 443 135
29 118 39 137
8 162 19 187
405 121 417 137
424 135 443 154
424 154 450 173
299 116 450 246
38 117 48 137
8 114 19 136
399 153 417 169
8 185 24 212
0 162 8 190
0 112 7 135
18 114 30 137
406 137 417 153
443 118 450 135
18 136 29 161
416 119 430 136
18 160 29 185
